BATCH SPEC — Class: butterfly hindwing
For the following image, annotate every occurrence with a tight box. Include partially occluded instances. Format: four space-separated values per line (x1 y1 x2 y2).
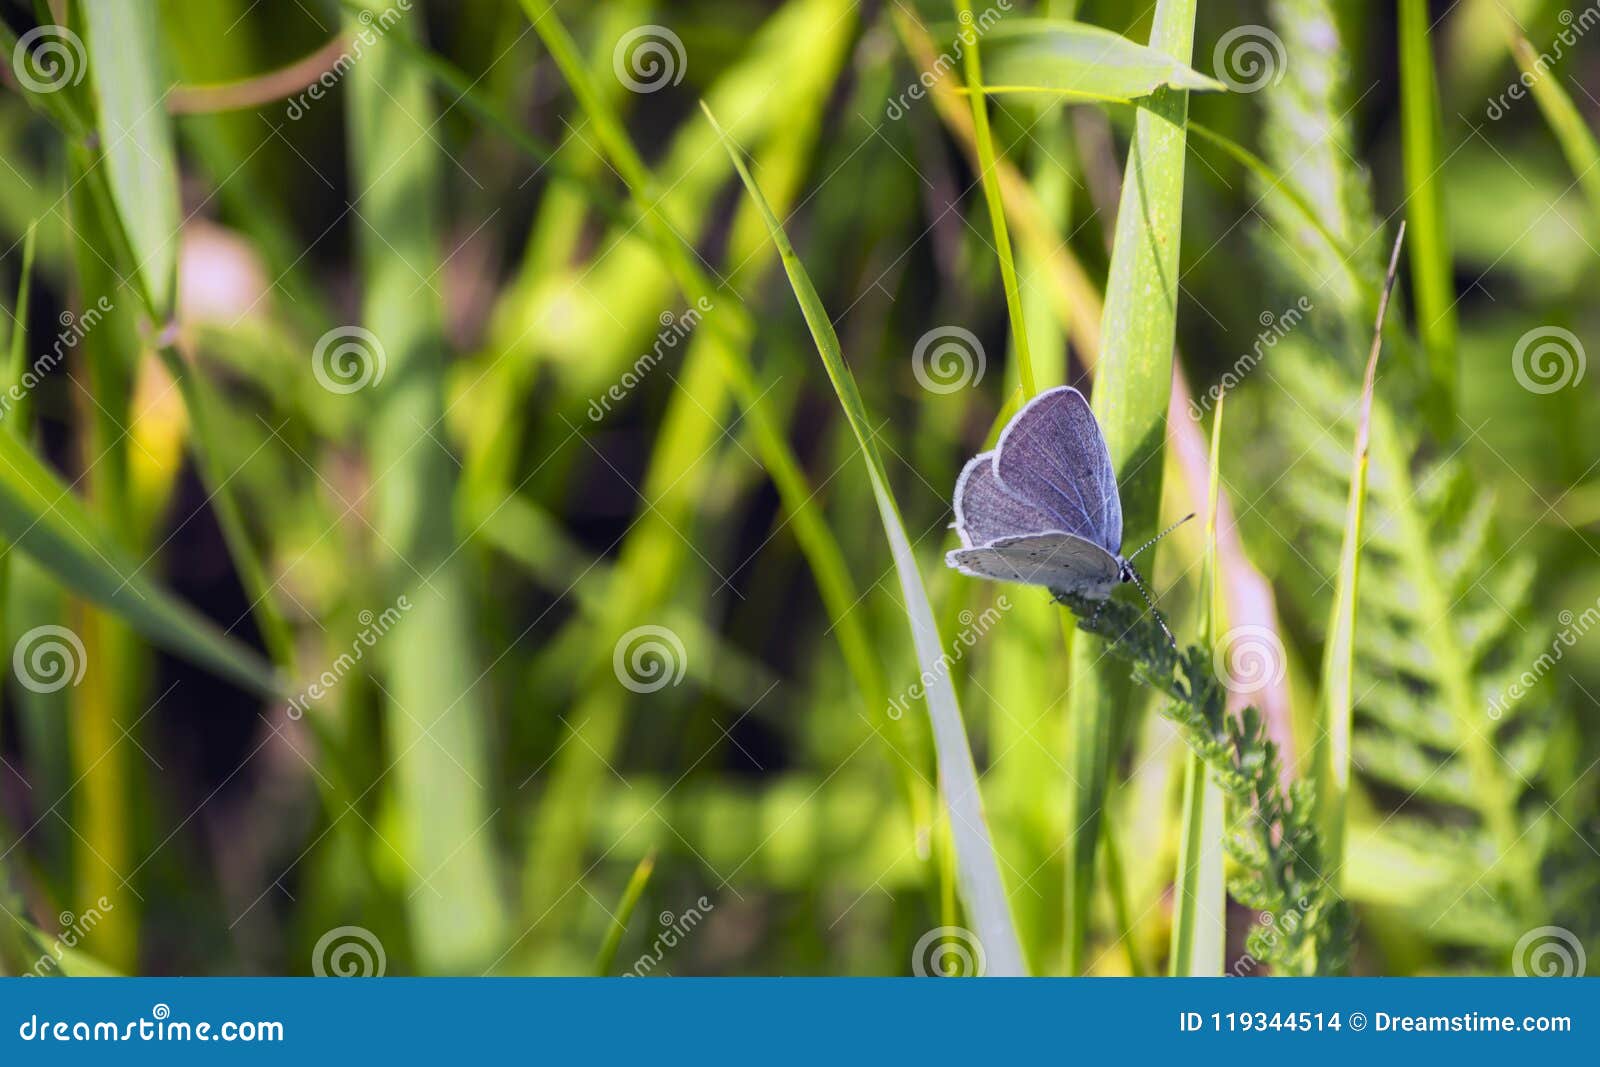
946 532 1122 599
952 451 1060 547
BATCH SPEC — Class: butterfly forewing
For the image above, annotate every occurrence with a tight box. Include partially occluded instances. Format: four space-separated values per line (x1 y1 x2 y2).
991 387 1122 556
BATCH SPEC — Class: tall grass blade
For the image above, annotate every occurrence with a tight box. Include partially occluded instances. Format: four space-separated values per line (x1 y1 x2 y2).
1065 0 1197 975
1169 397 1225 976
707 103 1025 976
1397 0 1456 431
347 8 505 971
1316 226 1405 880
955 0 1035 397
81 0 181 317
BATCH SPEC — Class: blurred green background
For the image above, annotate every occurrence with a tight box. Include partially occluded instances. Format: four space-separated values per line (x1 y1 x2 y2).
0 0 1596 977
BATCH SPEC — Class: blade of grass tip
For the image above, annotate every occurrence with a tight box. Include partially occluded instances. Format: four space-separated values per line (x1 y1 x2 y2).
1503 26 1600 235
705 102 1025 976
1397 0 1456 435
1064 0 1197 976
593 851 657 976
1316 224 1405 886
1169 394 1226 976
82 0 181 317
347 7 505 971
954 0 1035 398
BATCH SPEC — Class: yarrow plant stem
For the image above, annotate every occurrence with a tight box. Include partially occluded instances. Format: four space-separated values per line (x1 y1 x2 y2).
1059 592 1352 975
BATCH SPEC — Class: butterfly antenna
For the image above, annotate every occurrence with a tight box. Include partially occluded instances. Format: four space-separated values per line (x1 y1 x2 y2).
1124 512 1196 563
1120 561 1177 650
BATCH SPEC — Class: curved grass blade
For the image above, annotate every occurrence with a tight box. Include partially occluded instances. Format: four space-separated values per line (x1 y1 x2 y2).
0 432 282 698
970 19 1223 100
1315 225 1406 880
954 0 1035 397
593 851 656 976
82 0 181 317
1504 28 1600 233
706 103 1025 976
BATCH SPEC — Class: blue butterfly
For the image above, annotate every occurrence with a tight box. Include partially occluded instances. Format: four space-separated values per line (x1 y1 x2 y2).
945 386 1185 642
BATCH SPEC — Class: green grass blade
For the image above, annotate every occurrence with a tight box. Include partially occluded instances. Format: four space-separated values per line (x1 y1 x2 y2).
1397 0 1456 431
0 432 282 697
955 0 1035 397
706 103 1025 976
1316 226 1405 885
1064 0 1197 975
1505 29 1600 233
972 19 1224 99
81 0 181 317
347 7 505 971
1169 397 1225 977
593 851 657 976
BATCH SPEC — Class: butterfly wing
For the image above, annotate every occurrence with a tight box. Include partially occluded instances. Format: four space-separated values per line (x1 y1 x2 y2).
952 451 1060 547
991 386 1122 556
946 532 1122 599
